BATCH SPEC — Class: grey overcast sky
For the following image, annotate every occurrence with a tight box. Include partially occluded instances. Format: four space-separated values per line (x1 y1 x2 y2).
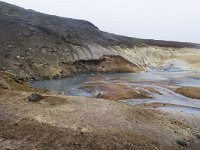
2 0 200 43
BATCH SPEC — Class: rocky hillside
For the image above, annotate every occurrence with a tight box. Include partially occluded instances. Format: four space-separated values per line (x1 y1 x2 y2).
0 1 200 79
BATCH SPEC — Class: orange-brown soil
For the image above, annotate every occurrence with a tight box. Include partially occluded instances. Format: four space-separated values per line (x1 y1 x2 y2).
176 87 200 99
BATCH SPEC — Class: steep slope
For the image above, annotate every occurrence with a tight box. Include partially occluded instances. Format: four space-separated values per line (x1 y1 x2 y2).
0 1 200 79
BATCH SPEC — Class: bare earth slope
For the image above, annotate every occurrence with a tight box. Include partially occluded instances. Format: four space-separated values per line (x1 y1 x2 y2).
1 1 200 79
1 89 200 150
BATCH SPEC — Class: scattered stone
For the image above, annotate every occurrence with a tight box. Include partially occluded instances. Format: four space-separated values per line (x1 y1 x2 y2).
1 84 9 89
18 63 23 67
14 78 23 84
28 26 34 31
196 134 200 139
56 40 61 44
176 140 188 147
16 56 20 59
27 93 43 102
23 32 32 36
4 54 9 58
1 67 9 71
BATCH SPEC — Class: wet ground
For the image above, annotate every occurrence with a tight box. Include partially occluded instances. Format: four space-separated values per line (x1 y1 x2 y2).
31 71 200 114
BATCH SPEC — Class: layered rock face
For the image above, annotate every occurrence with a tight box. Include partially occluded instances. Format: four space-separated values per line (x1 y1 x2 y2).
0 1 200 79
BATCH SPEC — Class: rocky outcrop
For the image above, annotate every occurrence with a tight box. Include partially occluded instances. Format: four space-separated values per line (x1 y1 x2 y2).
60 55 140 76
0 1 200 79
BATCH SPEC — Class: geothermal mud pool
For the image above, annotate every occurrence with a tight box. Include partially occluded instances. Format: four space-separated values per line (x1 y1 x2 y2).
31 70 200 115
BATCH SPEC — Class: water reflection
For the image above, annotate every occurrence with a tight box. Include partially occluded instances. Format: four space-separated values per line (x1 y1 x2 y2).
31 71 200 96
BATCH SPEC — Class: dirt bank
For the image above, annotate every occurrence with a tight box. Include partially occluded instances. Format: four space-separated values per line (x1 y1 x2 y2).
60 55 140 76
0 89 200 149
0 71 40 92
176 87 200 99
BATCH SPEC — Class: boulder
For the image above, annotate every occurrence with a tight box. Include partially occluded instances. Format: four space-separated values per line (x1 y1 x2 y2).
27 93 43 102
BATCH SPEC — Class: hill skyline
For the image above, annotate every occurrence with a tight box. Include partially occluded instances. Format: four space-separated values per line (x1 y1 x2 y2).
1 0 200 43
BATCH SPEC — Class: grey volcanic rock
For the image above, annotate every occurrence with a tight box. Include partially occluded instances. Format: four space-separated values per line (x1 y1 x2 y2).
0 1 200 79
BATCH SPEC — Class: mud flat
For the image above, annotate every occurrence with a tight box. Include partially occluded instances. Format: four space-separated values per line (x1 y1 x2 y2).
31 71 200 109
